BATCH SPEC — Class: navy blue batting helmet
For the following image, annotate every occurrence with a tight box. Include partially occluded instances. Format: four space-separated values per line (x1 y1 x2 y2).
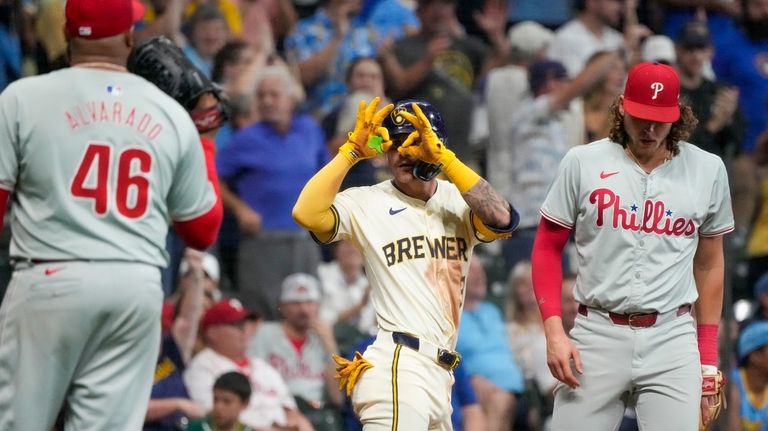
383 99 448 181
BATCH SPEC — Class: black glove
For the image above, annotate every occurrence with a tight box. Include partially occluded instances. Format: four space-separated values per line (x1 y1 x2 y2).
127 36 229 133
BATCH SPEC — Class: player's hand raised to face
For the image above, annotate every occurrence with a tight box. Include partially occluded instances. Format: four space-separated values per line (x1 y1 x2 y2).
397 103 455 166
339 97 395 164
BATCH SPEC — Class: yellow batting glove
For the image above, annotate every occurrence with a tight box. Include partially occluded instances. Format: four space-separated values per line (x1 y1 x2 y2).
338 97 394 164
397 103 480 192
397 103 456 167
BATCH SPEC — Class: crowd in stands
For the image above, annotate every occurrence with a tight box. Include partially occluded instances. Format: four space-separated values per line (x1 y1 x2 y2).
1 0 768 429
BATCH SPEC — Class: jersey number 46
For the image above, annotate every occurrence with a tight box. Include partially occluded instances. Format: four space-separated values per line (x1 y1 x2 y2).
70 142 152 219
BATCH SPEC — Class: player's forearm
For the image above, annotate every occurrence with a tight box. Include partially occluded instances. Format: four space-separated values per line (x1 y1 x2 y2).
693 236 726 324
693 265 725 324
693 236 726 366
292 153 353 234
532 219 572 320
462 178 512 229
173 271 205 363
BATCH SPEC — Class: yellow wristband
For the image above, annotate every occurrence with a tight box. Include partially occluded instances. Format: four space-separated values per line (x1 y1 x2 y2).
339 141 360 165
441 156 481 193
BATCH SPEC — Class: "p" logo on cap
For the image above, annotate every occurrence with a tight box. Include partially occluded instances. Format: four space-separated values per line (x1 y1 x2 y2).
650 82 664 100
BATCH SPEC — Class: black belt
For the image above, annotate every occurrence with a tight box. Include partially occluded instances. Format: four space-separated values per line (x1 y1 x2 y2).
391 331 461 370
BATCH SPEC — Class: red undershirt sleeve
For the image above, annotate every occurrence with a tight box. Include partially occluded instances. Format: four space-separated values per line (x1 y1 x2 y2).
172 137 223 250
0 188 8 232
531 218 572 320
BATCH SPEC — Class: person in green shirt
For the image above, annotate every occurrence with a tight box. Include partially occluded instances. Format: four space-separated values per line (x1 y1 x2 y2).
187 372 255 431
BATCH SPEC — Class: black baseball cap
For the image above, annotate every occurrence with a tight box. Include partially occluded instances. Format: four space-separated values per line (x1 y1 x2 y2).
676 21 712 49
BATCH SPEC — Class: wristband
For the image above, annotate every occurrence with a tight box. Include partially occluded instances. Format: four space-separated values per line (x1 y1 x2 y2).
339 141 360 165
440 156 481 193
697 323 719 366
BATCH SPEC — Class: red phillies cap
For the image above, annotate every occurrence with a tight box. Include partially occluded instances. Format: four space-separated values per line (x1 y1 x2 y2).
201 299 249 330
65 0 146 40
623 62 680 123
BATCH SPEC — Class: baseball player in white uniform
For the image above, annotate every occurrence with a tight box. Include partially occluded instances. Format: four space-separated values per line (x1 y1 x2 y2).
293 98 518 430
0 0 222 429
532 62 733 430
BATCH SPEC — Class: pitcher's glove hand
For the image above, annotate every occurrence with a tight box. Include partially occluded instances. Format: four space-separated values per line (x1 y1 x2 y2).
397 102 456 167
699 368 726 430
339 97 394 164
127 36 230 133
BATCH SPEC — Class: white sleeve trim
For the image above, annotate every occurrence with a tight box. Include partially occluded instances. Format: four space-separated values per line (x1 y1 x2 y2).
171 196 217 222
539 209 574 229
699 225 735 237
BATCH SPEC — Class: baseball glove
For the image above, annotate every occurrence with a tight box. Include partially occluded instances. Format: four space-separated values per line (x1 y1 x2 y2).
699 370 726 431
127 36 229 133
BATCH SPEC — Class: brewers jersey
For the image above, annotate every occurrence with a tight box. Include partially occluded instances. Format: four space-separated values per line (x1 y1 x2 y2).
319 179 487 349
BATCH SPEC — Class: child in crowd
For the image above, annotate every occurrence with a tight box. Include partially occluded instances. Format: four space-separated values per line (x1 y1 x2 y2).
187 372 255 431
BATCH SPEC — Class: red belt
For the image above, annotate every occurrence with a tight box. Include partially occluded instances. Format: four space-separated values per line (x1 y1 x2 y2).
577 304 692 328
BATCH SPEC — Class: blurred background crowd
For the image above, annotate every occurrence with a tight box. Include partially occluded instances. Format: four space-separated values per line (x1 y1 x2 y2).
1 0 768 429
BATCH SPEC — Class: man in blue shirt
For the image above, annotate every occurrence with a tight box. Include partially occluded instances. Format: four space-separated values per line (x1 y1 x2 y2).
217 65 329 319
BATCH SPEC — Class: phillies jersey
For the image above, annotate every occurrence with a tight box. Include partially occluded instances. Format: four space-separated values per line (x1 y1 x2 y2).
540 139 734 313
323 179 485 350
0 68 215 266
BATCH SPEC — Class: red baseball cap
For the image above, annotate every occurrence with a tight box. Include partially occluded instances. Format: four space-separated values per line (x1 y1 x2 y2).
201 299 249 330
622 62 680 123
65 0 146 40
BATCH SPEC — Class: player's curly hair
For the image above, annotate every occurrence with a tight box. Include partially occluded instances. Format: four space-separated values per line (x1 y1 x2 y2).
607 98 698 156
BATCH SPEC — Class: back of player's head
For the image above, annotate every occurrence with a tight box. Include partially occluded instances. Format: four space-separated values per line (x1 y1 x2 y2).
65 0 145 40
214 371 252 402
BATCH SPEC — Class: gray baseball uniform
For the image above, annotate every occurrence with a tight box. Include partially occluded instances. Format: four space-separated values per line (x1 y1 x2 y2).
540 138 734 430
0 67 215 430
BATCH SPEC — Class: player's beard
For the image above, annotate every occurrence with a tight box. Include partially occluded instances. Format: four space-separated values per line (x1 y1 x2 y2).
743 16 768 41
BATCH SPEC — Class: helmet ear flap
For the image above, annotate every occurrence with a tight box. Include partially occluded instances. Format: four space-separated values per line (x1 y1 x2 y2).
413 162 441 181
